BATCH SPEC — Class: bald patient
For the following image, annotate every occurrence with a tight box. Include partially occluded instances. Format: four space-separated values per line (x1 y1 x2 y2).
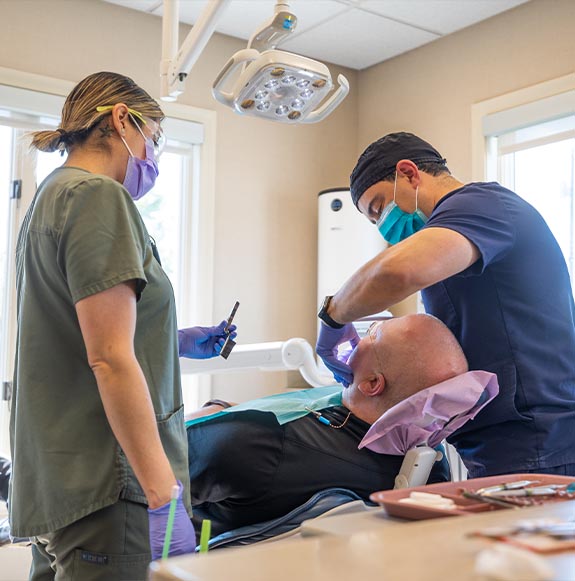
340 314 469 424
185 314 468 539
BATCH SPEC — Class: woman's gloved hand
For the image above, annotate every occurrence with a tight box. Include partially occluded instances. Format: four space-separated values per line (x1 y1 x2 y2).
178 321 237 359
316 322 360 387
148 481 196 561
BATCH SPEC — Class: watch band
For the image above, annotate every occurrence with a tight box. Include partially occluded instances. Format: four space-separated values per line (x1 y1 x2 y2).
318 295 344 329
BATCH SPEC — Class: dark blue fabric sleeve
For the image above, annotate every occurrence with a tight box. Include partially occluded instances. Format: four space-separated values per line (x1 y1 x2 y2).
425 184 516 275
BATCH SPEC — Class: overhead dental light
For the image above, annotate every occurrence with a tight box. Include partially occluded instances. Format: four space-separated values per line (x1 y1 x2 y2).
212 2 349 123
160 0 349 124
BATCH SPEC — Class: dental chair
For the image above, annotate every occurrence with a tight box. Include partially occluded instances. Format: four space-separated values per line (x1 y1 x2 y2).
198 446 446 551
182 342 499 550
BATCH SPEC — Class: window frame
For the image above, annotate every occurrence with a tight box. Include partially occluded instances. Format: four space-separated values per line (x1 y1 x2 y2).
471 73 575 182
471 74 575 286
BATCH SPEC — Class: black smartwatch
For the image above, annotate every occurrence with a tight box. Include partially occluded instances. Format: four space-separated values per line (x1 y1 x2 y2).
318 295 344 329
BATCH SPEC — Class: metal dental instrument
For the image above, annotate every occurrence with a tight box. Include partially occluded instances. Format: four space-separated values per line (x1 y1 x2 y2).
476 480 540 496
488 485 565 498
220 301 240 359
461 491 521 509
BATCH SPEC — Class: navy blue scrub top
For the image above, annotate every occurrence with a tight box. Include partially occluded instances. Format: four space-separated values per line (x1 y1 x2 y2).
421 182 575 478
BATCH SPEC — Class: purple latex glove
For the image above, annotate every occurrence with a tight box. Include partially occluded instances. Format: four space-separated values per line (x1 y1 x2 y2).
148 481 196 561
178 321 238 359
316 322 360 387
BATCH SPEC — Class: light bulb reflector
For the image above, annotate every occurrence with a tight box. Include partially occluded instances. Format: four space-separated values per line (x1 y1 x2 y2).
264 79 280 90
291 98 304 110
229 54 336 122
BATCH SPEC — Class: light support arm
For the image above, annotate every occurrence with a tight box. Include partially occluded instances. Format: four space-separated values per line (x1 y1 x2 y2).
179 339 335 388
246 0 297 53
161 0 232 101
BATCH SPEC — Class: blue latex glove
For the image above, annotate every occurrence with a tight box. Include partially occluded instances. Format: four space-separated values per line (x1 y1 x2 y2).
148 481 196 561
178 321 237 359
316 322 360 387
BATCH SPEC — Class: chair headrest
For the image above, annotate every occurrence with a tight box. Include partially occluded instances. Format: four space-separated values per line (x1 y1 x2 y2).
358 370 499 455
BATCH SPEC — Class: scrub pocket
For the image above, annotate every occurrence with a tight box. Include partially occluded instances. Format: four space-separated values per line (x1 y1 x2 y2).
70 549 150 581
156 404 191 509
122 405 190 508
31 500 151 581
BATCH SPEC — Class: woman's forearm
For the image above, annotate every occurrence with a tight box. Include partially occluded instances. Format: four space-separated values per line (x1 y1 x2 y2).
92 357 176 509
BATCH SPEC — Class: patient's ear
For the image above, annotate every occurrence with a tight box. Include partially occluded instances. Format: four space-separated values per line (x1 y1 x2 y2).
357 373 386 397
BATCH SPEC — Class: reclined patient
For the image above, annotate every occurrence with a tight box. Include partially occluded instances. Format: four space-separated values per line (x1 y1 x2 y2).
185 314 470 539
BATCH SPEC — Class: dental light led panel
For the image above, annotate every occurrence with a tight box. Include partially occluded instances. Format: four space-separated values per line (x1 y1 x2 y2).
213 48 349 124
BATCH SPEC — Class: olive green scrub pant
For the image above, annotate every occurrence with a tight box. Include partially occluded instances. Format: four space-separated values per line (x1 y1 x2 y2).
29 499 151 581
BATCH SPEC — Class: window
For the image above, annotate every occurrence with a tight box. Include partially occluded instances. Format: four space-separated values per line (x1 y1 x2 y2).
0 71 216 456
496 118 575 277
473 76 575 282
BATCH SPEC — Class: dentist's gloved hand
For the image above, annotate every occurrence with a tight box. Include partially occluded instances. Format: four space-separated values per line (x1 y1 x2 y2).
178 321 237 359
148 481 196 561
316 322 360 387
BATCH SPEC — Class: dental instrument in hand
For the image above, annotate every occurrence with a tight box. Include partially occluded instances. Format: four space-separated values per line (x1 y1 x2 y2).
220 301 240 359
162 484 180 560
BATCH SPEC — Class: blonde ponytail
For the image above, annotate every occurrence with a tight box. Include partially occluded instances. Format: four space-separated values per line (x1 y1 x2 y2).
30 128 67 153
29 72 164 153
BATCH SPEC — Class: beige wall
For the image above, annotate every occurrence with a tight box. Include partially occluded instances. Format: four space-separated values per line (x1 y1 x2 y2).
1 0 574 400
358 0 575 317
358 0 575 181
0 0 358 401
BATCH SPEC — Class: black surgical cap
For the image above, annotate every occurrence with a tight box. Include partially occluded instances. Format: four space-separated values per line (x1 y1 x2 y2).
350 132 447 207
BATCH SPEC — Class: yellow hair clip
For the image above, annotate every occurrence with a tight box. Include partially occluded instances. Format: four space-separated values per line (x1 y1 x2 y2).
95 105 147 124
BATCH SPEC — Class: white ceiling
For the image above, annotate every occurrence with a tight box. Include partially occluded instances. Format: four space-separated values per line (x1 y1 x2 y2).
103 0 530 70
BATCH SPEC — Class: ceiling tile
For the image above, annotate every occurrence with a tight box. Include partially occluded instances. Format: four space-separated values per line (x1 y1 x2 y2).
282 7 439 70
360 0 530 35
105 0 161 12
101 0 533 70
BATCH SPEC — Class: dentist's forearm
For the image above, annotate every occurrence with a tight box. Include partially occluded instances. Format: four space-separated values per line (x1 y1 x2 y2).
328 227 480 323
329 252 415 324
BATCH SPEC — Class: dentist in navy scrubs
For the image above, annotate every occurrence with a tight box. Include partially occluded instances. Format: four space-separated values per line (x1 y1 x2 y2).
316 132 575 479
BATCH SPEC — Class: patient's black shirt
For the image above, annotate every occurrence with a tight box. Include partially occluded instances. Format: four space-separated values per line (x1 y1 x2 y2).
187 407 450 538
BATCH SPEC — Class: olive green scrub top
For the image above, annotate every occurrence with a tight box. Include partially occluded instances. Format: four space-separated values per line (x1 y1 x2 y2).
9 167 189 537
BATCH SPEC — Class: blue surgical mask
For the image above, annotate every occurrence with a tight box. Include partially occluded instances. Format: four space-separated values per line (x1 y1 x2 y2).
376 172 427 244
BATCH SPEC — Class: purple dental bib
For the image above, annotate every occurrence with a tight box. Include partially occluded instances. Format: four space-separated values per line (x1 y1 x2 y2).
359 371 499 455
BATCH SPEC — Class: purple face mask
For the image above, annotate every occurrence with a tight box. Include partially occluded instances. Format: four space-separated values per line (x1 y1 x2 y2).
120 119 160 201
